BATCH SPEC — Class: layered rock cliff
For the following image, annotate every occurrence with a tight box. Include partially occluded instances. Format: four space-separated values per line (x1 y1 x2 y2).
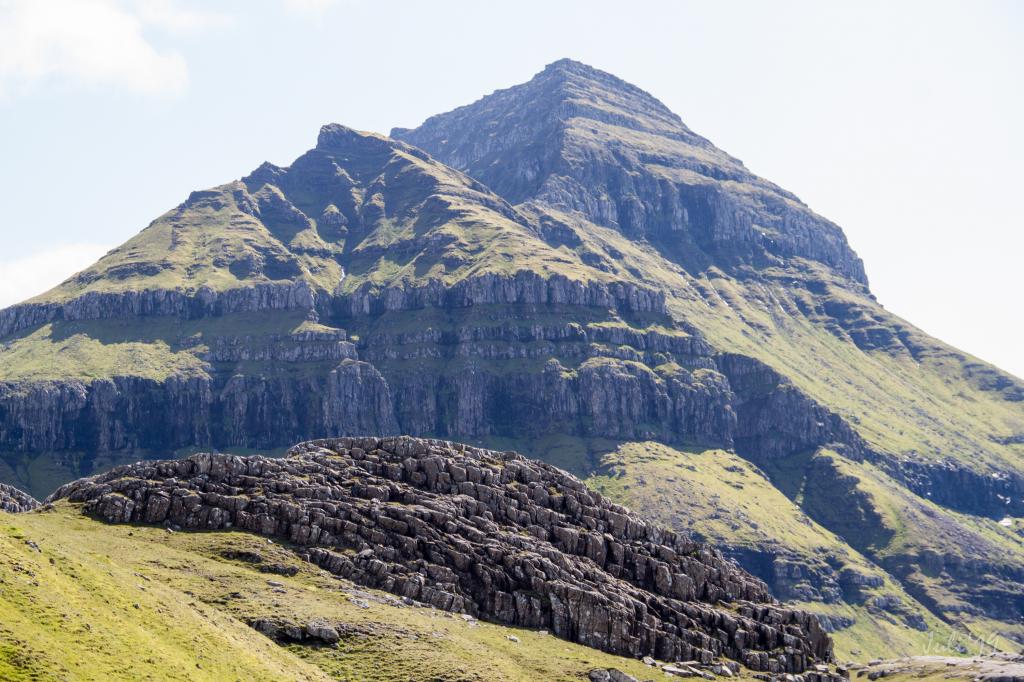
50 436 835 673
393 58 867 284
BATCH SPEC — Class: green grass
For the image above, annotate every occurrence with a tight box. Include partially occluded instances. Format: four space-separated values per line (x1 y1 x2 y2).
0 504 699 681
0 311 344 382
28 183 313 301
0 322 206 382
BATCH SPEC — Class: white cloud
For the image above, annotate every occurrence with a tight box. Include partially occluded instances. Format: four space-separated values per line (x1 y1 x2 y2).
0 0 225 98
0 244 113 309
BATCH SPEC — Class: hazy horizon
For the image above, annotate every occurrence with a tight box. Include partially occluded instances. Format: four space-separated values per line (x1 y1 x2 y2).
1 0 1021 378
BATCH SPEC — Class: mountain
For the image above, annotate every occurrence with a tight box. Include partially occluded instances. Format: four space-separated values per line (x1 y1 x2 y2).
1 59 1022 660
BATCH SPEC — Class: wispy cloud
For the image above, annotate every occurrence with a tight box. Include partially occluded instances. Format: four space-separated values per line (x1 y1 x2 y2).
0 244 112 309
0 0 227 98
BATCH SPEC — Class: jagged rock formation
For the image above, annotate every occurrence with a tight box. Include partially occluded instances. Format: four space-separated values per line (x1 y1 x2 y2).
50 436 834 673
0 482 38 513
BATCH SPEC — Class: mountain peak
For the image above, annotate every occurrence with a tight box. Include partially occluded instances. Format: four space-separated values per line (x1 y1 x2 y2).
540 56 590 73
393 62 868 285
534 57 682 123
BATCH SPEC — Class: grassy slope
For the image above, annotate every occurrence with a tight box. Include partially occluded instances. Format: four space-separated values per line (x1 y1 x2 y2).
0 310 330 382
24 134 622 312
26 183 326 302
795 451 1024 646
0 504 703 682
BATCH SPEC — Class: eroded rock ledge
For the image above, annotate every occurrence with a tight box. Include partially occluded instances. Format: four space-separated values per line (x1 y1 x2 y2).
49 436 833 673
0 482 39 513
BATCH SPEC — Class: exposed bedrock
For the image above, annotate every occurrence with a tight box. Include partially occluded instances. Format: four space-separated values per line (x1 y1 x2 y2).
4 281 1016 526
0 271 666 340
49 436 835 672
881 458 1024 518
717 353 866 463
0 362 398 454
334 271 667 318
0 482 39 513
0 300 889 507
392 59 868 285
0 281 317 339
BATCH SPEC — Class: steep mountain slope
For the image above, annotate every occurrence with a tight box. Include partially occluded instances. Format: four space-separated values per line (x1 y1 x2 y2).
0 59 1021 656
0 123 663 486
393 59 1024 647
393 59 867 284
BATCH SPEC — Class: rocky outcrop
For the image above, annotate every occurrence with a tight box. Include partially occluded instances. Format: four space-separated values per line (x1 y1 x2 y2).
335 272 667 318
0 362 398 454
196 327 356 364
0 482 38 513
882 458 1024 518
728 548 847 605
50 436 834 672
0 281 317 339
717 354 867 463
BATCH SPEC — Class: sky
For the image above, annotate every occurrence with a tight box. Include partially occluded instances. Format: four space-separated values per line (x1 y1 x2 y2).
0 0 1021 378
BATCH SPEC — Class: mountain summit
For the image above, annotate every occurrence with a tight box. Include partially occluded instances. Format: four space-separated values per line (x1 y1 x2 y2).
1 60 1022 658
394 58 867 284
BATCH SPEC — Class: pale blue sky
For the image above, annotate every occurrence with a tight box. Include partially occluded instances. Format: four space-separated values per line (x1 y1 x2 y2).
0 0 1021 377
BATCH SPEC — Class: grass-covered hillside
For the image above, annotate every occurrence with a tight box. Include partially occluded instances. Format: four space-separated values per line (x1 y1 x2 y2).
2 501 1011 680
1 504 669 682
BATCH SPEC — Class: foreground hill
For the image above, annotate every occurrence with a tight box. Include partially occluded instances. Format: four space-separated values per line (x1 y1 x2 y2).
0 60 1021 654
0 505 666 681
3 436 839 681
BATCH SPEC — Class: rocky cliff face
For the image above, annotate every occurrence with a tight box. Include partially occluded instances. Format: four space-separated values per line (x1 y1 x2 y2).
0 362 397 455
393 59 867 285
1 297 857 483
50 435 835 673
